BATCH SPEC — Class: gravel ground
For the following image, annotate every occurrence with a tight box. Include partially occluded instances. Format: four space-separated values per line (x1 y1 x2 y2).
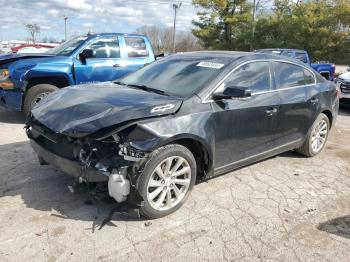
0 106 349 262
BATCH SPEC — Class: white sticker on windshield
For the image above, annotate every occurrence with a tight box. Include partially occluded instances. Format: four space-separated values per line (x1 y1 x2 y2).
197 61 224 69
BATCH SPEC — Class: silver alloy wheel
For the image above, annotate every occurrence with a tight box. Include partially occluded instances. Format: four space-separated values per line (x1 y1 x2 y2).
147 156 191 211
31 92 50 108
311 119 328 153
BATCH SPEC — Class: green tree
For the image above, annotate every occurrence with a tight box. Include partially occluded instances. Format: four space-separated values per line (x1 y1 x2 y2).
192 0 253 50
192 0 350 63
254 0 350 62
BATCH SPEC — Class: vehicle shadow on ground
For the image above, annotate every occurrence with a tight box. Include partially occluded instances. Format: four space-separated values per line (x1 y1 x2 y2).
0 141 146 230
0 108 25 124
317 215 350 240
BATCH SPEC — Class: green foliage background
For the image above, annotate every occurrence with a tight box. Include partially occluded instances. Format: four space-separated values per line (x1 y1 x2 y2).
192 0 350 63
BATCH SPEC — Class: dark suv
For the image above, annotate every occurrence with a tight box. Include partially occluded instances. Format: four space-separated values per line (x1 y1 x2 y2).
26 51 339 218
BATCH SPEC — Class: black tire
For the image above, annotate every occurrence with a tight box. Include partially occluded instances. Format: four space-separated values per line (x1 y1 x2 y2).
137 144 197 219
23 84 58 116
296 113 330 157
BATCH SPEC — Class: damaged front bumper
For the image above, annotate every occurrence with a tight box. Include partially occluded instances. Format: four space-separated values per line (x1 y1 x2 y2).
26 120 153 204
30 139 108 182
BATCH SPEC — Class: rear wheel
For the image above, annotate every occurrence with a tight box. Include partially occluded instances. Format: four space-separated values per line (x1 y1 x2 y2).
296 113 330 157
137 144 196 219
24 84 58 116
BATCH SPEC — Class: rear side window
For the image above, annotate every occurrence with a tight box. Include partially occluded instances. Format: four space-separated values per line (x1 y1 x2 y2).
304 69 315 84
223 61 271 93
274 62 314 89
86 38 120 58
125 37 148 58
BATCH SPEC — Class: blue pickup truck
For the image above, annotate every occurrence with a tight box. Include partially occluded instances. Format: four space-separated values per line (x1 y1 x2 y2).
256 49 335 81
0 33 155 115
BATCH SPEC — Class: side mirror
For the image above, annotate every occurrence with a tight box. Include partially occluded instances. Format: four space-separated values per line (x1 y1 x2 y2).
212 86 251 100
79 49 95 64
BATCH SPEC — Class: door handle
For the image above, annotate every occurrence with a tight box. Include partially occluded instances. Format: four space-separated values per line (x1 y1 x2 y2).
310 98 319 103
265 108 278 116
113 64 120 68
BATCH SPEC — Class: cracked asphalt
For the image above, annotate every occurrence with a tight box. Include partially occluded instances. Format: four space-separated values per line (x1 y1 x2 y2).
0 106 350 262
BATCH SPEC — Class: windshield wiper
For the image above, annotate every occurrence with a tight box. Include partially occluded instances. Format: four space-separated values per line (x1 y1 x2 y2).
126 84 170 96
113 81 127 86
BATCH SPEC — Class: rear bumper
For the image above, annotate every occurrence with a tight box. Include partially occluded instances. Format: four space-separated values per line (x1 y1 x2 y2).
30 139 108 182
0 89 23 111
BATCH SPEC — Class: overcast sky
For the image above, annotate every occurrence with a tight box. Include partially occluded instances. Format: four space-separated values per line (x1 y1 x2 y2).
0 0 197 41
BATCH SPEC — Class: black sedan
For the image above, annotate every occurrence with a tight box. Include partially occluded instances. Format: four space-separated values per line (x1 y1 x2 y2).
26 51 340 218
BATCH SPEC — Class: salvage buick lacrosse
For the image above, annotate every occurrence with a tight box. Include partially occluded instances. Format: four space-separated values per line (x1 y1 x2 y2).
26 51 339 218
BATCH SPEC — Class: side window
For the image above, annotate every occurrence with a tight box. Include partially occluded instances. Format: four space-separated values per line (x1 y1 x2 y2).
304 69 315 85
86 38 120 58
274 62 306 88
125 37 148 58
223 61 271 93
295 52 308 63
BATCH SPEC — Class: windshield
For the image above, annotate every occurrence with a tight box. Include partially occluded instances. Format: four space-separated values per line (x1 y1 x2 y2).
46 36 88 56
119 56 230 97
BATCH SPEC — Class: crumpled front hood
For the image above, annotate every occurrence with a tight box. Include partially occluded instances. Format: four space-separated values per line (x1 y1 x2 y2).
31 82 183 137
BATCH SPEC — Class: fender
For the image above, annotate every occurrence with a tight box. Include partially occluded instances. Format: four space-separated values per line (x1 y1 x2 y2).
116 112 216 177
8 56 75 92
23 62 75 91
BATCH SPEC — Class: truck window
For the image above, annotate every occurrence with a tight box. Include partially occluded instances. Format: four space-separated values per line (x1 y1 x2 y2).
295 52 308 63
281 51 294 58
125 37 148 58
86 38 120 58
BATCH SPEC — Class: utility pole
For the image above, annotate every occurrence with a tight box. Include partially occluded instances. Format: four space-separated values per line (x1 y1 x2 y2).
251 0 257 51
172 2 181 53
63 15 68 41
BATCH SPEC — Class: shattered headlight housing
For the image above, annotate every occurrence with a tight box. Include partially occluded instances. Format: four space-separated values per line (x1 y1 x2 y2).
0 69 14 89
119 143 147 161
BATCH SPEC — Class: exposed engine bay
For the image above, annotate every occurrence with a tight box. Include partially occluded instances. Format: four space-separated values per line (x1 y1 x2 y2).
25 118 156 205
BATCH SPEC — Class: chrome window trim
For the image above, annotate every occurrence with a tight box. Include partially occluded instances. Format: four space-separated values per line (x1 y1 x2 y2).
202 59 317 103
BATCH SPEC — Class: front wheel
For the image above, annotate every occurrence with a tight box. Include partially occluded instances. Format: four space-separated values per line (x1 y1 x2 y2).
23 84 58 116
137 144 197 219
296 113 330 157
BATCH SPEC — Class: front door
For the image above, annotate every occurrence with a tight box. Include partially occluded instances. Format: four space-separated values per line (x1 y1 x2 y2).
212 61 281 172
74 36 124 84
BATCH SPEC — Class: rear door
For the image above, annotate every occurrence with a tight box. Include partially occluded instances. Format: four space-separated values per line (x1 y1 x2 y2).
74 36 124 84
272 61 315 147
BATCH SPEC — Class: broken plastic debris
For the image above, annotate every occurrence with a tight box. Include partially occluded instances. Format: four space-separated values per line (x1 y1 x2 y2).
144 221 152 227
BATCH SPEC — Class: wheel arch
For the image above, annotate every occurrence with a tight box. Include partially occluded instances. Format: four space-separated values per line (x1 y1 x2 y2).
161 135 213 181
321 109 333 128
24 75 71 91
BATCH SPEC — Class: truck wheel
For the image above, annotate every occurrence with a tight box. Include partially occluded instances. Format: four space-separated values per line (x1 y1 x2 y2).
24 84 58 116
137 144 196 219
296 113 330 157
